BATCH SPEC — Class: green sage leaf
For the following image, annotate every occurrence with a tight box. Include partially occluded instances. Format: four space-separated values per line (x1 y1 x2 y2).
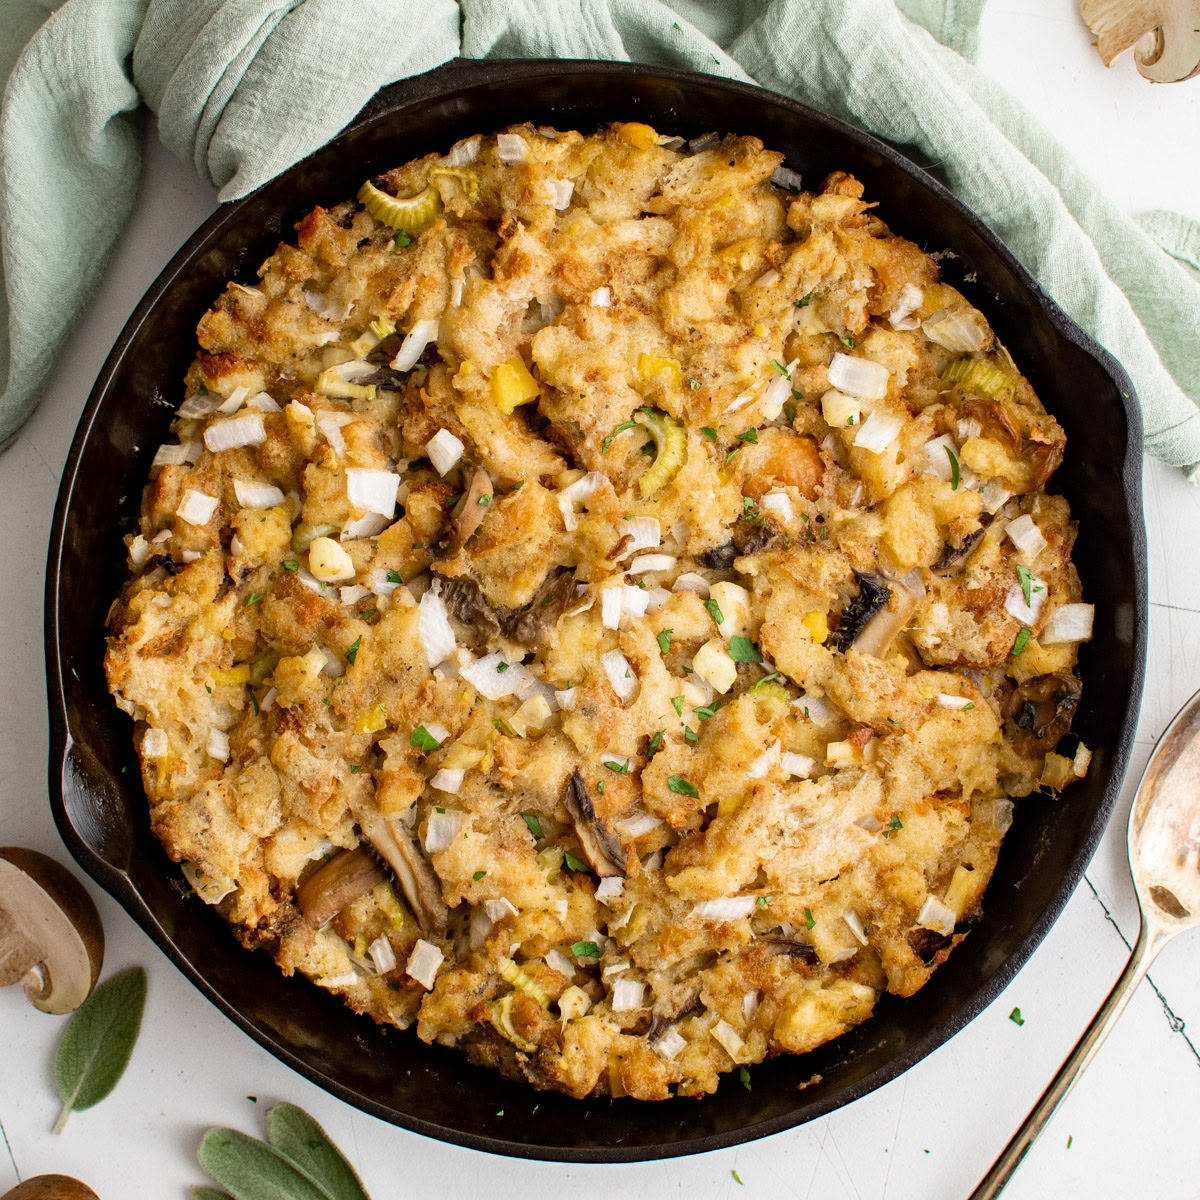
198 1128 333 1200
53 966 147 1133
266 1103 371 1200
193 1189 232 1200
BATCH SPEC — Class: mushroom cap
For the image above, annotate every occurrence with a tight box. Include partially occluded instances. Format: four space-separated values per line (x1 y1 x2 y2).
2 1175 101 1200
0 847 104 1015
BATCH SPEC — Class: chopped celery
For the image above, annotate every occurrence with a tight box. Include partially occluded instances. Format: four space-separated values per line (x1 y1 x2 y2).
490 993 539 1052
357 180 442 235
634 409 686 497
941 356 1009 398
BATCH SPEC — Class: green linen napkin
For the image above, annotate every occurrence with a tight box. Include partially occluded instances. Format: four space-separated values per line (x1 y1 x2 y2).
3 0 1199 474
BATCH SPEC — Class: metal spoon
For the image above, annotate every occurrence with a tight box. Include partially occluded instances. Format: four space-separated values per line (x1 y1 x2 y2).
971 684 1200 1199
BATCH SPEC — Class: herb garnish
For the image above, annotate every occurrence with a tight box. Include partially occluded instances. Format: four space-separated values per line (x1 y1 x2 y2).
804 908 816 929
394 230 412 248
1011 628 1032 657
656 629 674 655
473 870 487 881
386 569 402 584
1009 1007 1025 1026
602 420 637 454
769 359 789 377
670 695 685 716
795 294 812 308
946 444 961 490
736 428 758 444
409 725 442 752
344 636 362 665
282 559 299 571
1015 563 1034 607
727 636 763 663
521 812 544 840
245 592 264 606
563 852 589 874
703 597 725 625
701 426 718 443
647 731 664 758
571 940 600 959
667 775 699 797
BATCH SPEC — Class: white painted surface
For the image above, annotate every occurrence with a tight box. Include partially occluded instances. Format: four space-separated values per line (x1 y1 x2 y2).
2 2 1198 1196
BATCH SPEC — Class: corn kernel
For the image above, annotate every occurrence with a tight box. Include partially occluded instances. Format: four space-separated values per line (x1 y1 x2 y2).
355 703 388 735
211 664 250 686
753 323 765 337
637 352 683 388
801 611 829 643
456 360 473 377
717 793 743 816
492 357 540 414
618 122 658 149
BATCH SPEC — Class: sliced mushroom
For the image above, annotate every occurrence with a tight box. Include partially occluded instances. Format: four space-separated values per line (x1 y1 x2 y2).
357 809 448 935
498 569 576 645
563 772 627 878
835 568 926 658
360 366 411 390
434 462 493 557
1081 0 1200 82
2 1177 102 1200
699 541 739 570
738 523 776 557
0 847 104 1015
1005 673 1082 756
931 516 992 574
295 846 386 928
758 936 820 965
439 575 501 647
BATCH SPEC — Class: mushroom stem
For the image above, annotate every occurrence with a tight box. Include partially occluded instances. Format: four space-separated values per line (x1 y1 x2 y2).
563 772 627 878
296 846 386 928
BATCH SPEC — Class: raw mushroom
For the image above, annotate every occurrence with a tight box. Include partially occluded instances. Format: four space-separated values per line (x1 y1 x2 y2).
0 847 104 1015
1081 0 1200 82
1005 673 1083 756
563 772 627 878
296 846 386 928
357 808 448 935
2 1177 102 1200
834 569 926 657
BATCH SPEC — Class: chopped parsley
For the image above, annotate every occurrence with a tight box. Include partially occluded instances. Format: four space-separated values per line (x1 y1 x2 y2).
344 636 361 664
409 725 442 752
794 294 812 308
946 444 961 490
511 479 524 490
670 695 685 716
750 671 783 690
244 592 264 606
755 895 774 907
684 727 699 744
361 608 377 620
603 758 630 774
597 780 605 794
703 597 725 625
282 559 299 571
769 359 789 377
413 542 425 550
737 1066 751 1093
667 775 699 797
701 426 718 443
693 702 719 721
804 908 816 930
563 851 589 874
727 636 763 663
688 377 701 390
386 569 402 584
882 813 903 838
496 661 509 673
571 940 601 959
602 419 638 454
1016 563 1034 607
473 870 487 881
246 686 259 716
435 806 445 814
732 1169 744 1185
724 447 740 465
647 731 664 758
1011 628 1032 657
839 335 855 348
1009 1007 1025 1026
350 765 362 774
735 428 758 444
521 812 544 840
656 628 674 655
394 230 412 248
783 403 796 425
478 494 490 506
493 717 517 737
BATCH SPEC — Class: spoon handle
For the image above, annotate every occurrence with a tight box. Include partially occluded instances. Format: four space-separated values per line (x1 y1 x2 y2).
968 920 1164 1199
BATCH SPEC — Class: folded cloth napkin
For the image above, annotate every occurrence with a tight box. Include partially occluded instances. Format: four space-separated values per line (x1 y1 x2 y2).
3 0 1199 473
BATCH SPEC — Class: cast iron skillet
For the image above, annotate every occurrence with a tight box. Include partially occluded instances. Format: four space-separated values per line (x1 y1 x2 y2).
45 59 1146 1162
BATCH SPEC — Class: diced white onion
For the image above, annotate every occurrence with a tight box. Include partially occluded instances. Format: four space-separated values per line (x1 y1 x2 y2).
554 687 577 711
320 972 360 989
923 434 958 481
643 586 672 614
424 809 460 852
296 566 326 594
843 911 869 945
343 511 390 540
260 687 278 713
611 978 645 1012
745 739 780 779
181 550 201 563
654 1029 687 1060
216 385 249 414
621 585 649 620
627 553 676 575
595 877 625 903
422 721 450 745
781 751 814 778
418 583 457 668
247 391 281 412
1006 514 1048 558
484 897 519 923
852 410 904 455
496 133 528 163
1004 577 1047 626
461 651 532 700
206 728 230 762
178 393 220 418
367 568 400 596
469 907 494 949
602 959 631 977
551 898 569 920
889 284 924 330
672 572 710 597
152 442 199 468
392 319 439 372
589 287 611 307
1041 603 1095 645
429 769 465 797
616 812 662 838
234 479 285 508
922 306 989 353
345 467 400 518
711 1019 746 1061
142 727 168 758
619 516 661 556
319 647 344 678
546 948 576 977
177 489 219 526
601 586 624 631
600 752 633 773
759 491 793 521
151 530 171 543
406 939 444 989
937 693 974 710
692 896 757 921
203 413 266 452
367 935 397 974
557 472 605 531
128 535 151 567
752 269 780 288
443 135 481 167
602 651 638 702
917 895 957 936
770 165 803 191
743 990 761 1022
692 638 737 694
821 388 861 428
761 359 798 420
303 287 352 322
980 481 1012 514
828 352 889 401
550 178 574 209
317 414 346 458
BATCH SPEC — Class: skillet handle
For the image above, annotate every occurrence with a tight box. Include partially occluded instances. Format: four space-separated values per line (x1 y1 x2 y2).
968 919 1163 1199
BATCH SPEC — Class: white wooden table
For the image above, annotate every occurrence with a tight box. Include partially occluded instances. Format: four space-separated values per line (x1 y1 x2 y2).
2 3 1198 1196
